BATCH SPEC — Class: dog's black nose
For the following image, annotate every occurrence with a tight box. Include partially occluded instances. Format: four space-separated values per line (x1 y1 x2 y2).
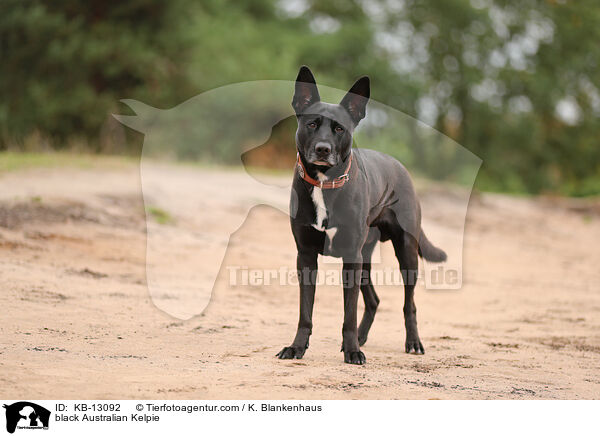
315 142 331 156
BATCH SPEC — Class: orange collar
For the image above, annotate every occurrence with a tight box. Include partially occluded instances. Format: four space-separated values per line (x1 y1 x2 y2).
296 152 353 189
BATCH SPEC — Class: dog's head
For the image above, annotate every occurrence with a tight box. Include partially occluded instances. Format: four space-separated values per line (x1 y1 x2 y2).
292 66 370 169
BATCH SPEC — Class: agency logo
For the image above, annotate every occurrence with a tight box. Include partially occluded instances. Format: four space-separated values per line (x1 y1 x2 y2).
3 402 50 434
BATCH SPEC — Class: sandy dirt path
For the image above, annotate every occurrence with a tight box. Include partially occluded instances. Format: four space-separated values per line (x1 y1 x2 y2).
1 161 599 399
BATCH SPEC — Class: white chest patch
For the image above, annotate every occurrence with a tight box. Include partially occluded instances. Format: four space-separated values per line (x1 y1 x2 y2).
311 171 329 231
311 186 327 231
311 172 337 250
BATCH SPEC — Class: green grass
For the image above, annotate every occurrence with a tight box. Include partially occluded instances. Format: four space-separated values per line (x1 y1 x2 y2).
0 151 137 173
146 206 173 225
0 151 256 176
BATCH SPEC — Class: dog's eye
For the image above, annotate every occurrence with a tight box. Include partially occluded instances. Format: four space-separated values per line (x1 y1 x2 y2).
335 126 344 133
307 122 317 129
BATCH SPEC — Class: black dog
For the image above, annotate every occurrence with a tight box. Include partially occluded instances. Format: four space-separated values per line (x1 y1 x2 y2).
276 66 447 365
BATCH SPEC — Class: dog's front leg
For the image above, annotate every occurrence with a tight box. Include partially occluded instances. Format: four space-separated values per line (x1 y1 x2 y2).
277 250 318 359
341 258 366 365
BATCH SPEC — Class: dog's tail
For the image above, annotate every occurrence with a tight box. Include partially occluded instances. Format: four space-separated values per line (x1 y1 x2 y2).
418 230 447 262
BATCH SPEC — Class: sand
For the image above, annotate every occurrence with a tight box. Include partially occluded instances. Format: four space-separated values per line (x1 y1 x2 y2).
1 161 599 399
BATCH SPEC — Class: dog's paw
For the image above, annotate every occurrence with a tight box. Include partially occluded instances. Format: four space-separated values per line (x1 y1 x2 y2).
405 339 425 355
276 346 306 360
343 350 366 365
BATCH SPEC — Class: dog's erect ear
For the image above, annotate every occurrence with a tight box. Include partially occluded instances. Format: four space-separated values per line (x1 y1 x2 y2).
340 76 370 123
292 66 320 115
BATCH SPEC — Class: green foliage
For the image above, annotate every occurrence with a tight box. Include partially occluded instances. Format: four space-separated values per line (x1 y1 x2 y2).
0 0 194 149
146 206 173 225
1 0 600 195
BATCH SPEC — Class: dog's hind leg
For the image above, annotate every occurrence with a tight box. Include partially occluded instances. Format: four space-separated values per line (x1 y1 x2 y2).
391 228 424 354
358 237 380 346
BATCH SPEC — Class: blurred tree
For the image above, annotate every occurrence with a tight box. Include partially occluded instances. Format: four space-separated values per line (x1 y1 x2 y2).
0 0 194 150
366 0 600 195
1 0 599 195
